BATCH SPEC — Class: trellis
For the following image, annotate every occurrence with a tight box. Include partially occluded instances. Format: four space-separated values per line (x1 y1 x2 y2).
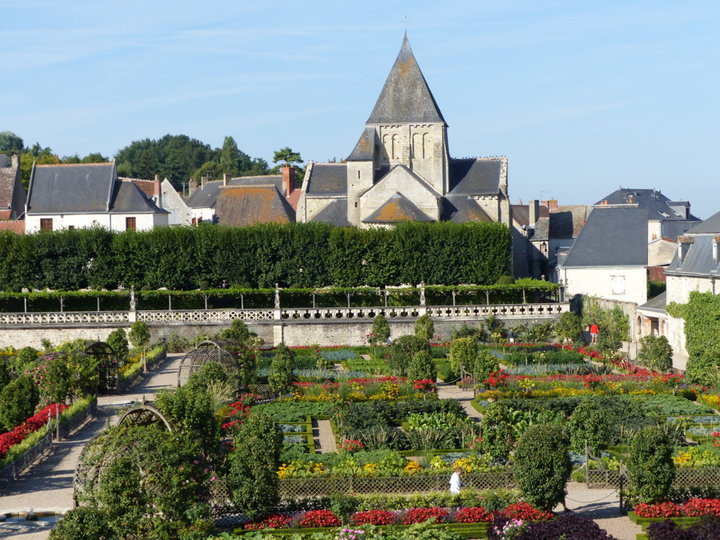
177 340 240 387
117 403 173 431
85 341 118 393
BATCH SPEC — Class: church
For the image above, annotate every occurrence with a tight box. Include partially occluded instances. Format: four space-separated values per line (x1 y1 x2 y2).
296 36 511 228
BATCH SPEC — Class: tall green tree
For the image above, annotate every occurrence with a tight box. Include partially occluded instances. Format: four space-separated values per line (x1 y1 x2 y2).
220 136 241 176
273 147 303 168
0 131 24 154
268 343 295 394
449 337 478 376
627 426 675 504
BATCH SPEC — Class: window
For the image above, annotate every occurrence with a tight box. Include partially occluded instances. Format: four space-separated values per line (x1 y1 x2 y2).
125 217 136 231
40 218 53 232
68 225 75 231
611 275 625 295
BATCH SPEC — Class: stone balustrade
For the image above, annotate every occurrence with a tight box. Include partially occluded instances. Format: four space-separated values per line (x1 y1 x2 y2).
0 302 568 327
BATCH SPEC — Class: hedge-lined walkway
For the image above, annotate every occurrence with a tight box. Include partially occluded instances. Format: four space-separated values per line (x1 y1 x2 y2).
0 354 183 540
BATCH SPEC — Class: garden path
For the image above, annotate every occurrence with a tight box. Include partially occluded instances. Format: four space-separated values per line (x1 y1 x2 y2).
314 420 337 453
435 381 482 421
0 353 184 540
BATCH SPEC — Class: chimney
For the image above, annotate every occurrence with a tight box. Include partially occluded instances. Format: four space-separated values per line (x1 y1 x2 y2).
153 174 162 208
542 199 558 211
201 176 209 189
713 235 720 264
11 154 19 168
188 179 197 196
281 165 295 196
223 173 229 187
529 200 540 227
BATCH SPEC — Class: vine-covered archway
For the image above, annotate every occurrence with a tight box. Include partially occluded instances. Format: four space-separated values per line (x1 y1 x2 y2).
177 340 240 387
117 403 173 432
85 341 118 394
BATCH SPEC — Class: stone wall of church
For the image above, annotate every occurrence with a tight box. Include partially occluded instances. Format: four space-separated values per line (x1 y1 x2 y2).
359 166 440 223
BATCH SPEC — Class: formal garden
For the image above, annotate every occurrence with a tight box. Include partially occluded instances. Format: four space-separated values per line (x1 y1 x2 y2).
0 299 696 539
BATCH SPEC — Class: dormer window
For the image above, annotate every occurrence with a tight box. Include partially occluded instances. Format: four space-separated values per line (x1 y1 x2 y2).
678 235 694 263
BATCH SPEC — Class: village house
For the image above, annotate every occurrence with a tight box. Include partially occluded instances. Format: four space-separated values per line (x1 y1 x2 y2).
0 154 26 233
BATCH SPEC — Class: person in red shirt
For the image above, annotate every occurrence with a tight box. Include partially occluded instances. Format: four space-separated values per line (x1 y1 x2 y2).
590 323 599 343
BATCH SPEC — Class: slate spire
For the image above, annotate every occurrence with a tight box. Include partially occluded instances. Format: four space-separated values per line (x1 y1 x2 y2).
367 35 446 125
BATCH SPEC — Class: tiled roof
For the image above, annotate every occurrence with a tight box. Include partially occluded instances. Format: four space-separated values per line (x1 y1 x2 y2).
309 199 351 227
27 163 115 214
367 35 446 125
562 207 648 267
448 158 502 195
305 164 347 196
443 195 493 223
346 128 378 162
125 178 156 198
363 192 433 223
215 186 294 226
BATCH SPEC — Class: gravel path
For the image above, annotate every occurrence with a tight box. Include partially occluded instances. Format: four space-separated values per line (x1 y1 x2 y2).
314 419 337 453
0 353 183 539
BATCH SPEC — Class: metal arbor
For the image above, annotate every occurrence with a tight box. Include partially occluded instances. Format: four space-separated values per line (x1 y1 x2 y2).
85 341 118 393
117 403 173 431
177 340 240 387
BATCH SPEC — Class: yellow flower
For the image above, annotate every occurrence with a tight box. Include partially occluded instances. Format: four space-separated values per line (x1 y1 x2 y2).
673 451 691 466
404 460 422 474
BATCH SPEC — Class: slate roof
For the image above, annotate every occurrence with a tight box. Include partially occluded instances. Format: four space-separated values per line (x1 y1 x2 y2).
665 235 720 278
562 207 648 267
443 195 493 223
639 291 667 312
347 128 378 162
110 180 166 213
367 35 446 126
27 163 115 214
305 164 347 196
685 209 720 234
215 186 294 226
309 199 351 227
448 158 503 195
511 204 550 228
364 192 433 223
552 205 592 238
594 188 699 222
185 175 284 209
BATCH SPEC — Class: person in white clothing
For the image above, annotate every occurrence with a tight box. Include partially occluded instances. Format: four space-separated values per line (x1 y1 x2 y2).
449 467 462 495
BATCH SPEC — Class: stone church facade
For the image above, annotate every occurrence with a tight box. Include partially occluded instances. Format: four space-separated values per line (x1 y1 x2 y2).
296 36 511 228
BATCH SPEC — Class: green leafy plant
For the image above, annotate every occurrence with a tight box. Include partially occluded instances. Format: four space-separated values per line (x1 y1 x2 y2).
268 343 295 394
449 337 477 377
408 351 437 382
387 335 430 377
414 314 435 342
638 335 673 373
627 426 675 504
0 375 39 431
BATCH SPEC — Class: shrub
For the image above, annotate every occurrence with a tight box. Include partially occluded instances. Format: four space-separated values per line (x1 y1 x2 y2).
351 509 396 525
128 321 150 349
414 314 434 342
568 398 614 453
647 517 720 539
106 329 129 366
638 335 673 373
514 424 572 511
368 314 391 346
454 506 492 523
219 319 252 344
449 337 478 376
387 335 430 377
555 311 583 344
475 349 500 381
0 375 39 431
49 507 115 540
627 426 675 504
401 507 449 524
268 343 295 394
228 412 282 519
408 351 437 382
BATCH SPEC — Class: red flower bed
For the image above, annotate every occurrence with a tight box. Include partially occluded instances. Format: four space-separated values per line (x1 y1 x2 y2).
0 403 68 459
634 502 683 518
243 514 293 530
297 510 341 528
681 498 720 517
351 510 396 525
402 507 449 524
502 502 555 521
454 506 493 523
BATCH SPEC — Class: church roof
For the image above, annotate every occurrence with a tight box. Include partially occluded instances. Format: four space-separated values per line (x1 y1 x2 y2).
367 35 446 126
443 195 493 223
346 128 378 162
309 199 351 227
449 158 503 195
305 163 347 196
364 192 433 223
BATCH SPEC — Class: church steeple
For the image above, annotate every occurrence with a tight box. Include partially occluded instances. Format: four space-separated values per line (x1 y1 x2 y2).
367 35 446 126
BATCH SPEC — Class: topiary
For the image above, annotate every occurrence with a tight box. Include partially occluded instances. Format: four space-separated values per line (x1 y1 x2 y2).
387 335 430 377
568 397 614 453
219 319 252 345
627 426 675 504
513 424 572 511
449 337 478 376
128 321 150 350
227 412 282 519
268 343 295 394
0 375 40 431
407 351 437 382
368 314 391 346
414 314 434 342
49 507 115 540
638 335 673 373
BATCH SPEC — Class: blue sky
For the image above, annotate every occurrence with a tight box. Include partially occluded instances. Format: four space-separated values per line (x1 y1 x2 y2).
2 0 719 218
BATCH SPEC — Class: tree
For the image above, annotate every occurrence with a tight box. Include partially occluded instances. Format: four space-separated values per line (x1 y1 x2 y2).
475 349 499 382
220 136 241 176
627 426 675 504
387 335 430 376
273 147 303 168
0 375 39 431
514 424 572 511
638 335 673 373
449 337 478 376
106 329 129 367
227 412 282 519
368 314 391 346
407 350 437 382
414 314 434 341
0 131 24 154
555 311 582 344
568 398 614 453
219 319 252 345
128 321 151 373
268 343 294 394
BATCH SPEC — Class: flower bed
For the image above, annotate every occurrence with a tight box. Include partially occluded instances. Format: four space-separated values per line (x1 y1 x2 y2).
0 403 68 459
634 499 720 518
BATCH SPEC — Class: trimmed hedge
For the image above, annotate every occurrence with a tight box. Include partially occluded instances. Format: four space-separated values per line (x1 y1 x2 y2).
0 221 511 291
